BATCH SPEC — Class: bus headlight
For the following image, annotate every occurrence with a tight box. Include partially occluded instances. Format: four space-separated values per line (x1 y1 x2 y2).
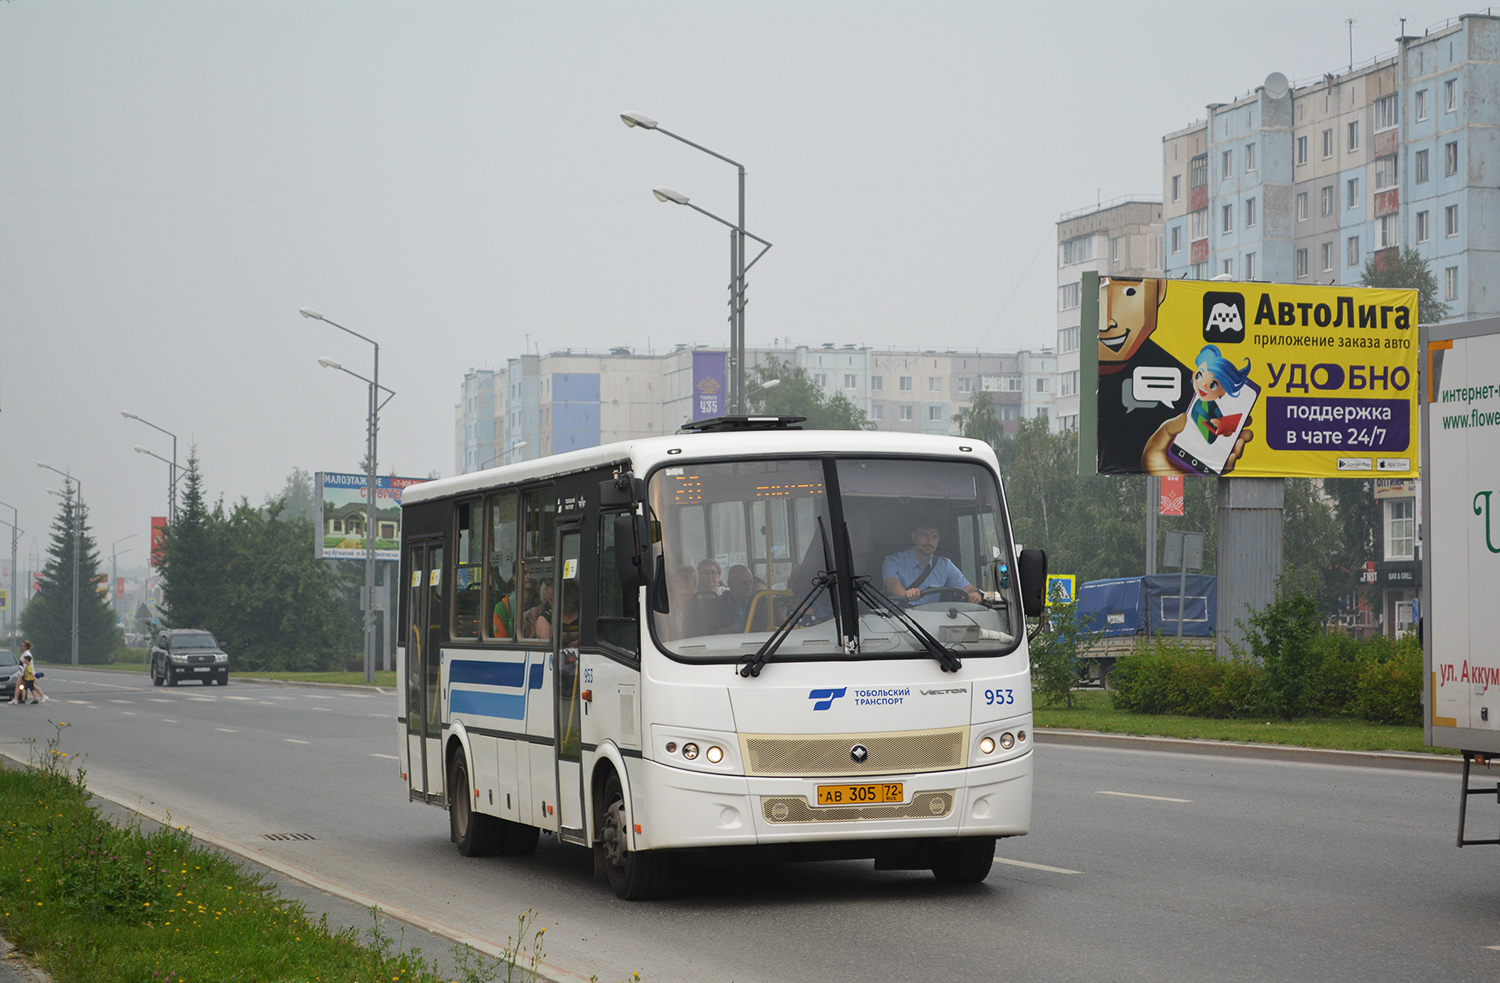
979 736 996 755
705 745 724 764
682 743 699 760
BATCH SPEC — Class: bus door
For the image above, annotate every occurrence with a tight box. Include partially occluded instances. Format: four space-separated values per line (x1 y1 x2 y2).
553 522 587 843
405 539 445 802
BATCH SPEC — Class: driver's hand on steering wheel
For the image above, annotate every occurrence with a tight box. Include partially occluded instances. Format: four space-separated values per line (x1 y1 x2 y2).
965 587 983 604
903 586 923 600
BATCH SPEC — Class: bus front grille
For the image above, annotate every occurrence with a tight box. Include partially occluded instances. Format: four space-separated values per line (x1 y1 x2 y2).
760 790 955 823
740 727 968 777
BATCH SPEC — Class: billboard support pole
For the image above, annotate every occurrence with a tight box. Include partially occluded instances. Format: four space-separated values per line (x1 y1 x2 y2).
1216 478 1283 658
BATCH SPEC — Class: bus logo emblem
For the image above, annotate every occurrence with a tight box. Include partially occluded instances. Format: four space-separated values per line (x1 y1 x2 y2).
850 745 869 764
808 687 846 711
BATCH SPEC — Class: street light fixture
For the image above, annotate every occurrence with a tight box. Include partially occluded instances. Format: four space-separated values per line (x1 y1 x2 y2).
304 309 392 684
36 463 81 666
624 112 771 414
121 412 179 523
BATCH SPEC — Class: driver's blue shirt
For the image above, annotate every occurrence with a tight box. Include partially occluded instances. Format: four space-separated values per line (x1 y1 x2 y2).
881 548 970 605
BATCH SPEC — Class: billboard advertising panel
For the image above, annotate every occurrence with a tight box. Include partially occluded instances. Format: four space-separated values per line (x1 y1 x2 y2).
315 472 427 561
1090 278 1418 479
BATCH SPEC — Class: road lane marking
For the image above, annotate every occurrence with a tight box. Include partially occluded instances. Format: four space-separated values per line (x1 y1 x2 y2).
109 700 133 704
313 706 331 711
1096 790 1193 803
224 696 257 701
284 739 310 744
120 711 136 716
189 697 216 702
994 857 1082 875
216 728 236 733
67 700 93 705
258 701 278 706
162 719 179 723
148 699 171 703
371 753 398 760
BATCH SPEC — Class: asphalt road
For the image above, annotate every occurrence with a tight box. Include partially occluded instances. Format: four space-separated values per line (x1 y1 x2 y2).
1 667 1497 983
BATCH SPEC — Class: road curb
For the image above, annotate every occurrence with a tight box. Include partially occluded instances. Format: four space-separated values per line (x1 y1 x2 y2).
1034 727 1465 773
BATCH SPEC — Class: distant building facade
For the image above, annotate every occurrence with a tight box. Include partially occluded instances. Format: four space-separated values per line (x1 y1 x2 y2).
1054 198 1165 431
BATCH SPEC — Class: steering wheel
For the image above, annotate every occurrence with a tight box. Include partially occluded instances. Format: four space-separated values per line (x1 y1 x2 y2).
918 587 973 602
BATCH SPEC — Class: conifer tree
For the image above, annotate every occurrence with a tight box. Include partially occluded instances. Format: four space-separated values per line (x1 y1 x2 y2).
20 486 123 663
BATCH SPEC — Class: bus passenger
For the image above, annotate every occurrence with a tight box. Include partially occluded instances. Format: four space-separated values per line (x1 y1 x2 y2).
696 558 726 595
718 564 757 632
883 520 982 605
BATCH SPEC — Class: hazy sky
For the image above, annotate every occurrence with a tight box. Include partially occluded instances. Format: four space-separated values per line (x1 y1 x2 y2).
0 0 1472 576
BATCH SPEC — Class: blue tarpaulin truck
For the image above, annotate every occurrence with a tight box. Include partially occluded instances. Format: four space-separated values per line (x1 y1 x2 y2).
1075 574 1217 683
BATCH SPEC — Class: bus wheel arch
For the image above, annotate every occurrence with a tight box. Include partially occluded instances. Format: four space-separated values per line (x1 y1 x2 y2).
593 763 674 900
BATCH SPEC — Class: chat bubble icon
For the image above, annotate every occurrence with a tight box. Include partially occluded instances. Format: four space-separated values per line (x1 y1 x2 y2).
1132 366 1181 409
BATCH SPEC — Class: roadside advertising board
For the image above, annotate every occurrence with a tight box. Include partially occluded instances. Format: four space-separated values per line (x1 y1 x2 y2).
1421 318 1500 754
314 472 428 561
1086 277 1418 479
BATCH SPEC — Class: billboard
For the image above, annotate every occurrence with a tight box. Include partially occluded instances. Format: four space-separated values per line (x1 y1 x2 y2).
150 516 167 567
1087 277 1418 479
314 472 427 561
692 351 727 421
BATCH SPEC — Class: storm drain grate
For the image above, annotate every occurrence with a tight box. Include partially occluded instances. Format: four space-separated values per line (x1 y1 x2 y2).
261 833 317 842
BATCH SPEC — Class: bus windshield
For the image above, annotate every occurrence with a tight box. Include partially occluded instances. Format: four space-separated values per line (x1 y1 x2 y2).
648 456 1020 662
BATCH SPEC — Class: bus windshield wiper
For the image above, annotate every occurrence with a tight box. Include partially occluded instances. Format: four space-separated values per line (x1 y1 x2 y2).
738 571 836 678
852 578 963 673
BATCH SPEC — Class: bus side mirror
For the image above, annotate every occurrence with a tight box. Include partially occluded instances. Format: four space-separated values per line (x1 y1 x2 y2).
613 512 655 592
1019 548 1048 619
599 472 646 509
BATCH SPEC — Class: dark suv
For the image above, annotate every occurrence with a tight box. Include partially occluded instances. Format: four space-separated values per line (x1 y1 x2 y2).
150 629 229 687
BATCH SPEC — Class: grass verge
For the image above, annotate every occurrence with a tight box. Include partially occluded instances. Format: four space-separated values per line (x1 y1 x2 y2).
0 724 557 983
1034 689 1449 755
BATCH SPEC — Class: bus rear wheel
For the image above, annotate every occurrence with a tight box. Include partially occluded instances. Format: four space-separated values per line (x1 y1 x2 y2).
929 837 996 884
449 756 502 857
599 773 673 900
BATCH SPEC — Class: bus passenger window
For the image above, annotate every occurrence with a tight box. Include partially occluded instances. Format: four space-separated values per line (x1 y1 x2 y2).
518 487 555 640
452 500 483 639
486 490 519 640
597 514 639 655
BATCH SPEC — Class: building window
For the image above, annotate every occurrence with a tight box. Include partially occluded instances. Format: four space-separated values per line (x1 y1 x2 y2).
814 373 827 388
927 405 942 421
1415 148 1429 184
1347 236 1360 268
1244 142 1256 172
1111 236 1122 262
1221 149 1233 180
1058 282 1081 311
1245 197 1257 228
1321 241 1334 272
1347 120 1360 152
1296 248 1309 278
899 404 913 421
1416 88 1429 122
1374 156 1398 190
1321 128 1333 159
1190 261 1208 279
1170 225 1182 253
1190 210 1207 239
1374 94 1399 131
958 376 972 393
872 404 883 421
1446 204 1459 238
1221 258 1234 277
871 375 883 391
1445 141 1458 176
1296 135 1308 165
1221 203 1233 234
1347 177 1359 209
1446 265 1458 301
1061 236 1093 264
1296 192 1309 221
1417 210 1430 243
1060 370 1079 397
929 377 942 393
899 376 912 392
1171 174 1182 201
1037 407 1049 420
1059 326 1080 353
1386 498 1415 560
1245 252 1256 280
1445 78 1457 112
1190 153 1208 190
844 373 857 389
1378 214 1399 249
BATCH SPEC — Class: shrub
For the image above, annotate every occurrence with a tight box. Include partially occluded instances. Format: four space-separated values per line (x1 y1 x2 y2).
1351 635 1423 725
1242 575 1323 719
1030 598 1099 709
1110 639 1257 718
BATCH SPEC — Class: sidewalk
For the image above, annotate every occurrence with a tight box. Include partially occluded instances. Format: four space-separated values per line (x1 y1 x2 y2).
0 934 49 983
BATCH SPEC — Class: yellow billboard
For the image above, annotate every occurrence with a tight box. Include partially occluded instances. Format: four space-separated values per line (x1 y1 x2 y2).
1092 278 1418 479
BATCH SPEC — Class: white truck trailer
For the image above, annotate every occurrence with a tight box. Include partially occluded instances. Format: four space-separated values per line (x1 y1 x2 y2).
1422 318 1500 846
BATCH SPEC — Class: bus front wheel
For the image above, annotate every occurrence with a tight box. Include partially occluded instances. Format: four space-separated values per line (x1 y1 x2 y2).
929 837 996 884
599 772 673 900
449 755 502 857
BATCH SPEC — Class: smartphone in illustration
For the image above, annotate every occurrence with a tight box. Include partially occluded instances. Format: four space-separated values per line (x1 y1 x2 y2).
1167 378 1259 476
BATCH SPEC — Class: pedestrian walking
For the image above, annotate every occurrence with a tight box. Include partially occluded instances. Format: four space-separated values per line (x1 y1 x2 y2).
16 642 45 704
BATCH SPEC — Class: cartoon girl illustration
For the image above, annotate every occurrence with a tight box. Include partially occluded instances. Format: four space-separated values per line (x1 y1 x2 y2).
1189 345 1252 443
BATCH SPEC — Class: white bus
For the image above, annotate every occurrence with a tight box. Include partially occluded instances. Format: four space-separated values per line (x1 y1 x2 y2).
397 417 1047 899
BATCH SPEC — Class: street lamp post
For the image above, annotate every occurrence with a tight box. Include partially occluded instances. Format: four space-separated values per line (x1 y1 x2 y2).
37 464 82 666
133 446 184 523
623 112 771 414
302 308 392 685
121 413 179 523
0 500 20 646
111 534 136 625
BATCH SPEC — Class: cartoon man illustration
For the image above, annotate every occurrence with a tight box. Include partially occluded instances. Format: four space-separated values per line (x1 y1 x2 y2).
1096 277 1190 474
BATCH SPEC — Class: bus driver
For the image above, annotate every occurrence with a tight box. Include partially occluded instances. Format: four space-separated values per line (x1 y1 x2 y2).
883 520 982 605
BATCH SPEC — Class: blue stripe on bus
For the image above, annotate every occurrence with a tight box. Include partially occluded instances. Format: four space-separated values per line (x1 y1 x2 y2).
530 662 544 691
450 659 526 688
450 689 527 720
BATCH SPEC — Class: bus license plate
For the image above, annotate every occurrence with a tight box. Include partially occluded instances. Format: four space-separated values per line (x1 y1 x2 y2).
816 782 903 806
